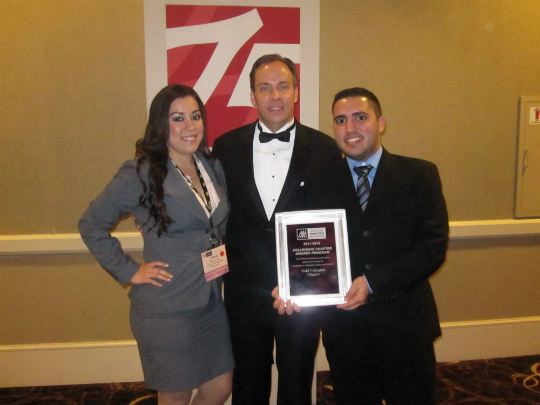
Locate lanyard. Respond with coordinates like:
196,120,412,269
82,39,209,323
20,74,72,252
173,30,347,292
193,159,212,214
172,157,218,248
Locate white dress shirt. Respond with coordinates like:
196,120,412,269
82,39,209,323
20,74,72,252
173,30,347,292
175,154,221,218
253,119,296,220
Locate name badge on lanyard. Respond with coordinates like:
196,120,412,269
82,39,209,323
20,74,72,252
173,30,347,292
201,245,229,281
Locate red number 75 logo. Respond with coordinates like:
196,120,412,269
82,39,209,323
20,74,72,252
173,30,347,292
164,5,301,144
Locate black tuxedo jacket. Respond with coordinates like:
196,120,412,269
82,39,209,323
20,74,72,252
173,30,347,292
212,121,342,299
327,148,449,344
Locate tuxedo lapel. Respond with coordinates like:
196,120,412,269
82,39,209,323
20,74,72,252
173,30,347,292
273,122,309,216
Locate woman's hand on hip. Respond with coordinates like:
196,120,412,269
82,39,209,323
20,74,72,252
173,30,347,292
131,262,172,287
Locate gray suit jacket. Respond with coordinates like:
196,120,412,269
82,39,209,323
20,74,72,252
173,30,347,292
78,152,229,315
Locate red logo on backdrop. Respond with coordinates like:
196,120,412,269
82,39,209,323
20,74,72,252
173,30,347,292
165,5,301,145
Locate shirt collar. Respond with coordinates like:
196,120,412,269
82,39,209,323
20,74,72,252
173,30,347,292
346,146,383,173
258,118,295,134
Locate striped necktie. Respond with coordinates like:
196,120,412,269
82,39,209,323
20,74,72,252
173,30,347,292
353,165,373,211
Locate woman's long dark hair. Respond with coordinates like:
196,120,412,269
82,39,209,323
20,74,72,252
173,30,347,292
135,84,210,236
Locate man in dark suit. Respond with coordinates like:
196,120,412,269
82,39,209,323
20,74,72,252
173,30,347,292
274,87,448,405
324,87,448,405
212,54,341,405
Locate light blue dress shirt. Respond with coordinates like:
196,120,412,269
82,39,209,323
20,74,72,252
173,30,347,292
346,146,383,188
345,146,383,294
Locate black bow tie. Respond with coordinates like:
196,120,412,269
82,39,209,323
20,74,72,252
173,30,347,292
258,121,295,143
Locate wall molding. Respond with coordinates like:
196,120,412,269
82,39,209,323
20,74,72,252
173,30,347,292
448,219,540,239
2,317,539,388
0,340,143,388
316,316,540,372
1,219,540,255
0,232,142,255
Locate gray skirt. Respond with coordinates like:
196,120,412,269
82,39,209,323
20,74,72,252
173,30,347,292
130,296,234,392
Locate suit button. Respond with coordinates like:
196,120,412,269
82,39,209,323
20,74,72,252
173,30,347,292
365,264,372,270
205,228,211,234
363,231,370,237
266,227,274,233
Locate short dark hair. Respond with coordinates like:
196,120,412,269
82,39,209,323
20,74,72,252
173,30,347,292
249,54,298,91
332,87,382,118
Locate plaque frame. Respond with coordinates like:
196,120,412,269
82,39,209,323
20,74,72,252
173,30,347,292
275,209,352,307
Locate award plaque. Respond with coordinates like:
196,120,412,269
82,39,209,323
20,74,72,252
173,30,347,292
275,209,352,306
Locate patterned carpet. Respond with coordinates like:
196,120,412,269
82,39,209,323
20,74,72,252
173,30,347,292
319,354,540,405
1,355,539,405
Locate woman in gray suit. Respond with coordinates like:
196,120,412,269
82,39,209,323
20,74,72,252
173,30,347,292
79,85,233,405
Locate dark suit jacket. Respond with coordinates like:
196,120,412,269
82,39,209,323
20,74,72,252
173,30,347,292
212,121,342,300
327,148,449,344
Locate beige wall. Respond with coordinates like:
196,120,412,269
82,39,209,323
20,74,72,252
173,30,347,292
1,0,147,235
320,0,539,221
1,0,539,346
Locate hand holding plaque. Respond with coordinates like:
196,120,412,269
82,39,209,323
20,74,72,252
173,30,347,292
275,209,352,307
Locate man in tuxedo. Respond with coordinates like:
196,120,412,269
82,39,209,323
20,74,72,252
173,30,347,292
212,54,341,405
274,87,449,405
